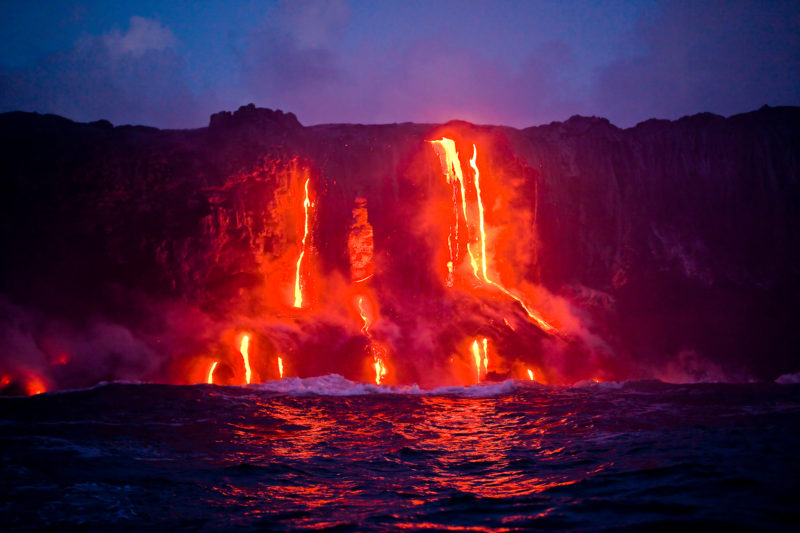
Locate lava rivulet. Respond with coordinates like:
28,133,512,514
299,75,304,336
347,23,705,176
482,338,489,376
470,337,490,381
293,178,312,308
348,199,387,385
357,297,371,335
240,334,252,385
471,339,483,380
357,295,387,385
207,361,218,385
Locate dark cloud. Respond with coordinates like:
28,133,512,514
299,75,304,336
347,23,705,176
0,16,204,128
594,0,800,126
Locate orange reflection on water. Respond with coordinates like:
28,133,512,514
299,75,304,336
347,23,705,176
202,391,612,528
393,522,509,532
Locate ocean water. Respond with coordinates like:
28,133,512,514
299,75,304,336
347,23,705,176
2,376,799,531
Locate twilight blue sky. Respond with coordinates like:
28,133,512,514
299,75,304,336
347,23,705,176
1,0,798,128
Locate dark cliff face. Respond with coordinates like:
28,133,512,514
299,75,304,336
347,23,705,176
0,105,798,390
513,109,800,378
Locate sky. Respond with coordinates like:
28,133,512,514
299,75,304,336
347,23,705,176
0,0,798,129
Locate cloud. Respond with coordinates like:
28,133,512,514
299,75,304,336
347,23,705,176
593,0,800,126
102,15,178,57
236,0,798,127
3,2,798,129
0,16,204,128
239,0,350,122
239,0,586,127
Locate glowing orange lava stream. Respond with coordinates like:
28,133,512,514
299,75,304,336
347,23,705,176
277,356,284,379
527,368,535,381
294,178,312,308
482,337,488,375
470,337,489,380
430,138,481,281
471,144,556,332
471,339,482,378
240,334,252,384
431,138,557,333
357,296,387,385
357,296,370,334
207,361,218,384
373,357,387,386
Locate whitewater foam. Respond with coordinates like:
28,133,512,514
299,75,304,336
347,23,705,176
776,372,800,384
250,373,526,397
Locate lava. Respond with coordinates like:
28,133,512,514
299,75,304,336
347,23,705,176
471,339,482,379
293,177,312,308
26,376,46,396
430,138,481,282
469,337,490,381
373,356,387,386
356,295,387,385
278,356,284,379
430,137,557,334
357,296,370,334
240,334,252,385
527,369,534,381
482,337,489,376
348,200,386,385
208,361,218,384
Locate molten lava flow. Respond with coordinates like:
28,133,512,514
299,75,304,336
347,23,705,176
471,145,489,282
357,296,371,334
293,178,312,308
349,207,387,386
429,139,458,286
430,138,481,282
240,334,252,385
469,337,489,380
208,361,218,384
373,356,387,386
356,295,387,385
278,356,284,379
430,138,557,334
471,143,556,332
471,339,482,379
482,337,489,375
527,369,534,381
30,378,45,395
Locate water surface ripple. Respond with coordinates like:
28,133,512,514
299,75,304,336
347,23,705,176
1,378,799,531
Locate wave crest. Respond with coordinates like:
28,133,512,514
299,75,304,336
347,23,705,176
251,374,524,397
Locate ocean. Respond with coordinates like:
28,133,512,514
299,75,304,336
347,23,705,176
2,376,799,531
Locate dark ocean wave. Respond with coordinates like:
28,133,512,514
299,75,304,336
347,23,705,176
2,378,799,531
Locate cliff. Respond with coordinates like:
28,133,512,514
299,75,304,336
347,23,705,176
0,104,798,390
